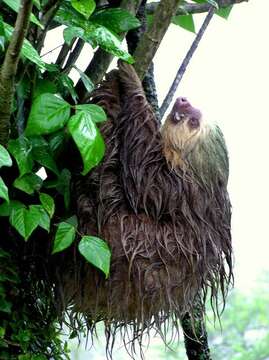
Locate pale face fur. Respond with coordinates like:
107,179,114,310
161,98,208,169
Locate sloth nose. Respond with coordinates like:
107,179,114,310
177,97,189,106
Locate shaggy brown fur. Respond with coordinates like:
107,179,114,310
62,62,232,354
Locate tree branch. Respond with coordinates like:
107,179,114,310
133,0,181,80
0,0,33,146
146,0,249,16
160,6,215,119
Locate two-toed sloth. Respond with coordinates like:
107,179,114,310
64,61,232,350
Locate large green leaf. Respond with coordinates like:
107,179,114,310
63,26,85,45
33,79,57,99
91,8,140,33
9,207,40,240
25,94,71,136
58,73,78,103
75,104,107,123
73,66,94,93
29,136,59,175
67,111,105,175
29,205,50,232
0,144,12,168
39,193,55,218
0,177,9,202
56,4,133,63
84,24,134,63
216,5,233,19
4,23,48,71
71,0,95,19
173,15,195,33
0,200,25,217
13,173,43,195
8,137,34,176
78,235,111,278
2,0,43,28
52,217,77,254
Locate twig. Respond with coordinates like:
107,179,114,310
0,0,33,145
146,0,248,16
133,0,181,80
160,6,215,119
63,38,85,73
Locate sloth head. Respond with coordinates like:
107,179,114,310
161,97,207,169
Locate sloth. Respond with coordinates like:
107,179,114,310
63,61,232,350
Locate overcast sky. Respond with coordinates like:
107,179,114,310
154,0,269,292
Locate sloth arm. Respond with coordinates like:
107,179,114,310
117,62,177,218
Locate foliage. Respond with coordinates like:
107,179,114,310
0,0,236,358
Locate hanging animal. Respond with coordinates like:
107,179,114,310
61,61,233,352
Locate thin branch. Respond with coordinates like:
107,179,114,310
133,0,181,80
146,0,248,16
160,6,215,119
0,0,33,145
63,38,85,73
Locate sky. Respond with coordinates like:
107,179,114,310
154,0,269,291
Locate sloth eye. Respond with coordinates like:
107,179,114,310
189,117,199,128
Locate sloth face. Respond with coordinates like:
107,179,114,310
170,97,202,130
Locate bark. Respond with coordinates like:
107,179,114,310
133,0,181,79
146,0,249,16
0,0,33,146
181,302,212,360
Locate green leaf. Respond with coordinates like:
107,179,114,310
56,4,133,63
2,0,43,28
4,23,48,70
0,200,25,217
33,79,57,99
0,144,12,168
9,207,40,240
71,0,95,19
216,5,233,19
8,137,34,176
91,8,140,33
39,193,55,218
75,104,107,123
58,73,78,103
30,136,59,175
25,94,71,136
13,173,43,195
67,111,105,175
55,169,71,209
63,26,85,45
0,177,9,202
29,205,50,232
0,16,6,52
73,65,94,93
78,235,111,278
52,218,77,254
0,298,12,313
173,15,195,33
84,24,134,63
48,130,66,154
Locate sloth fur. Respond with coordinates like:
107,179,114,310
62,62,232,351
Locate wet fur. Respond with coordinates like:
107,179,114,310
62,63,232,356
